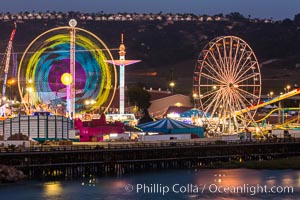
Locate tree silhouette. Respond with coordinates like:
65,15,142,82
226,12,246,21
294,14,300,25
138,109,153,124
127,84,151,111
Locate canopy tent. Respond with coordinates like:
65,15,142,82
263,104,278,109
137,118,204,137
180,108,205,118
263,105,272,109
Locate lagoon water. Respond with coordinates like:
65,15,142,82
0,169,299,200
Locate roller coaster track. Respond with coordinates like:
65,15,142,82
235,107,300,125
279,115,300,126
255,107,300,123
235,88,300,116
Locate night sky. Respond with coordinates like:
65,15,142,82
0,0,299,20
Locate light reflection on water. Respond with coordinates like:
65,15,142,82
43,182,63,199
194,168,297,186
0,169,299,200
192,169,299,199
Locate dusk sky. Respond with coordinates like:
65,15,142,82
0,0,299,20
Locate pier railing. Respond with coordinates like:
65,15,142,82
0,138,299,154
0,138,299,178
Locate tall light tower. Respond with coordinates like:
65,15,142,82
68,19,77,119
106,34,141,114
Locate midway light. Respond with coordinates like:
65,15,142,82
61,73,73,86
85,100,90,105
110,133,118,138
26,87,33,92
169,82,175,87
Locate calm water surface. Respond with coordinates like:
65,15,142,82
0,169,299,200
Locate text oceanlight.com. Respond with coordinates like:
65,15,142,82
124,183,294,196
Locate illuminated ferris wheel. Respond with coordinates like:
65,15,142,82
18,23,117,116
193,36,261,134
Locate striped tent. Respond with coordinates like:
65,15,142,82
137,118,204,137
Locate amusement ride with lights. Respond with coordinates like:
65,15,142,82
0,21,299,140
192,36,300,135
17,19,117,118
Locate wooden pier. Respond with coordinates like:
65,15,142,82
0,140,299,178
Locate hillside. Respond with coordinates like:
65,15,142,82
0,13,300,95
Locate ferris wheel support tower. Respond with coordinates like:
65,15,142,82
68,19,77,119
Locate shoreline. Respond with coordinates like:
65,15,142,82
197,157,300,170
1,157,299,183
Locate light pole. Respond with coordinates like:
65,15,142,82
192,93,198,108
269,91,274,99
286,85,291,93
169,81,175,94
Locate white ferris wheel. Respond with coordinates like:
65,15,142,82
193,36,261,134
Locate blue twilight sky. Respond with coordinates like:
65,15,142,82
0,0,299,20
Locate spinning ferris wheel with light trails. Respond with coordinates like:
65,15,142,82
17,22,117,116
193,36,261,134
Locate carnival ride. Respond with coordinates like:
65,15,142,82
253,107,300,123
17,22,117,116
234,88,300,122
193,35,300,135
0,22,17,103
236,88,300,115
105,34,141,115
274,114,300,130
193,36,261,134
0,22,298,138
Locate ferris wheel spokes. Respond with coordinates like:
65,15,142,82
193,36,262,134
208,90,227,118
215,43,228,77
235,73,259,86
202,88,226,117
199,89,220,108
202,59,228,83
199,72,227,85
235,89,257,108
233,55,256,81
231,40,241,75
206,52,228,80
231,44,248,77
